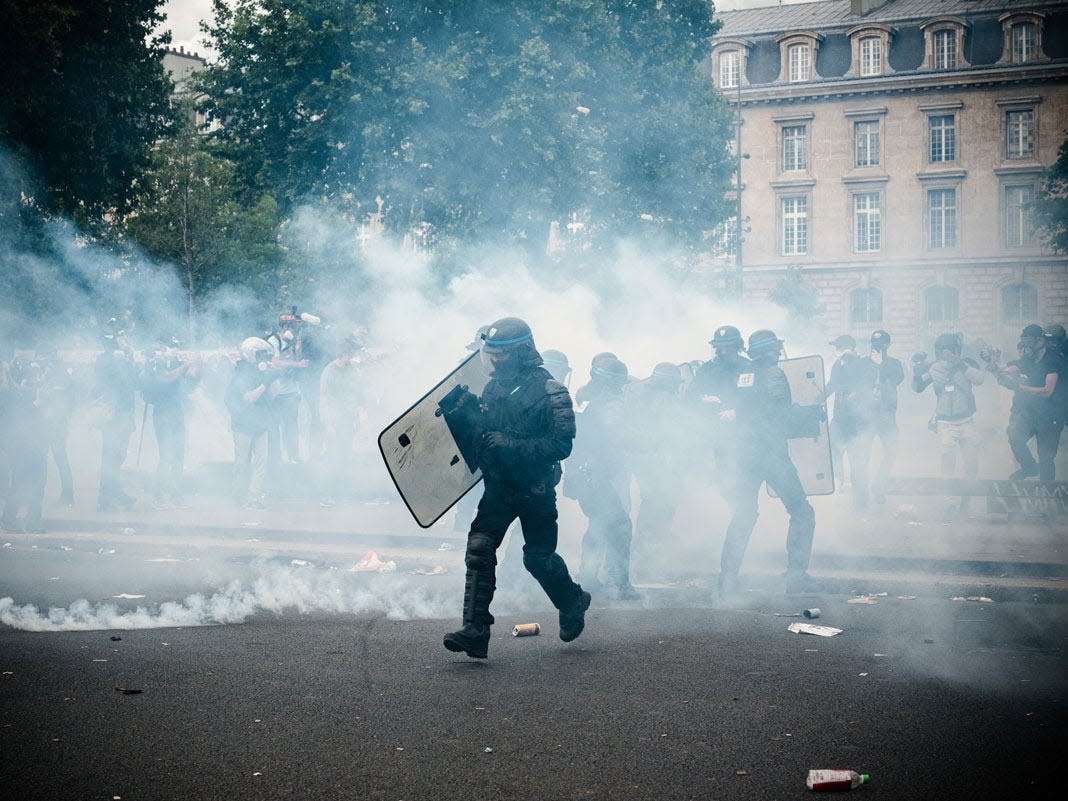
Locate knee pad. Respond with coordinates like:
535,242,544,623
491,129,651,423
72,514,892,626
522,549,553,577
465,532,498,570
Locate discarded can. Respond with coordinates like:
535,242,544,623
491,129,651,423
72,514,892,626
803,608,822,619
512,623,540,637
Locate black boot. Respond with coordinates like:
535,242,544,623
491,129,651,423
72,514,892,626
559,590,592,642
443,567,495,659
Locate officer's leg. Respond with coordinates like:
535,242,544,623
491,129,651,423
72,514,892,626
937,421,957,476
600,488,638,600
766,457,816,589
21,450,46,532
719,466,761,595
872,417,898,503
1007,412,1039,477
1036,420,1062,482
50,424,74,505
577,492,607,589
518,487,589,642
443,487,511,658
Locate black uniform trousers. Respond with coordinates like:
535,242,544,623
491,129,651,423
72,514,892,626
1007,410,1063,481
721,446,815,579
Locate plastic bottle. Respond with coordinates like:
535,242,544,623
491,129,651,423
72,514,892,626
806,769,870,791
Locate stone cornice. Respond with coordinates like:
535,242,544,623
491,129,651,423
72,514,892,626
732,63,1068,106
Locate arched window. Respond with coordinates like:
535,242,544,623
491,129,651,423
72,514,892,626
925,286,959,323
933,29,957,69
850,287,883,325
1001,283,1037,323
1011,22,1036,62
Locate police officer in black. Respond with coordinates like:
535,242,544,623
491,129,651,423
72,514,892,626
686,325,750,491
865,330,905,503
443,317,590,659
568,354,639,600
992,324,1064,481
718,330,818,598
825,334,878,510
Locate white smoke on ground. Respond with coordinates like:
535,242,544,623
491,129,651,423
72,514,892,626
0,563,455,632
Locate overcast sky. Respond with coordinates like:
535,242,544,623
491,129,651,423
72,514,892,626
158,0,807,60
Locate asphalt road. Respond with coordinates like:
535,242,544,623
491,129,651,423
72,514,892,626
1,582,1065,801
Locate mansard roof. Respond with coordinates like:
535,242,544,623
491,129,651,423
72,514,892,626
715,0,1062,38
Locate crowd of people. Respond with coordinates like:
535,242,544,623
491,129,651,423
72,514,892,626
0,310,377,532
438,317,1067,657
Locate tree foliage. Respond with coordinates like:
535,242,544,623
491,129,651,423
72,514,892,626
198,0,734,256
0,0,174,228
122,102,284,326
1036,132,1068,254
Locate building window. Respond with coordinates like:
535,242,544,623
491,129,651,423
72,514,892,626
781,195,808,255
927,187,957,249
925,286,960,323
782,125,807,172
933,29,957,69
859,37,882,76
1001,282,1038,323
1011,22,1036,63
850,288,883,325
854,120,880,168
1006,109,1035,159
719,50,740,90
929,114,956,163
853,192,881,253
711,216,738,258
789,44,811,82
1004,184,1035,248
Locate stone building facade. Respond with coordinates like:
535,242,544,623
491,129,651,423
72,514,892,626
709,0,1068,353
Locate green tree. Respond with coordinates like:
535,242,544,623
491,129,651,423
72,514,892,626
0,0,174,230
1036,132,1068,254
123,102,282,335
198,0,734,257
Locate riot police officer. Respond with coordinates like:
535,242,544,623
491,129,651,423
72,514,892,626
866,330,905,503
443,318,590,659
685,325,749,489
718,330,818,598
568,354,639,600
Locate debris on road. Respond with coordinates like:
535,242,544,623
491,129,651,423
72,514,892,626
483,747,494,753
412,565,447,575
788,623,842,637
437,542,455,551
290,559,312,567
112,594,145,600
114,687,142,695
847,596,877,605
110,636,122,641
512,623,540,637
803,608,821,619
806,769,870,791
350,550,397,573
951,596,994,603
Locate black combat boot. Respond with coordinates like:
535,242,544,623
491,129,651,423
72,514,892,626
559,589,592,642
443,567,495,658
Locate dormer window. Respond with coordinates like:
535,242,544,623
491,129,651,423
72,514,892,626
921,18,969,71
710,39,752,92
775,32,822,84
846,24,893,78
999,12,1047,64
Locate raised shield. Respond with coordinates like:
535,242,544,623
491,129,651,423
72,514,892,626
770,355,835,496
378,352,491,527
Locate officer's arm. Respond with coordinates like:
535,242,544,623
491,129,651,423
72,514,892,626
1018,371,1057,398
515,380,576,463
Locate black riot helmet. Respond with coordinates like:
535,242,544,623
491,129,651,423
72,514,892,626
541,349,571,383
1017,323,1046,359
747,329,784,363
870,330,891,351
649,362,682,392
710,325,744,356
480,317,541,378
1044,323,1067,354
591,355,628,388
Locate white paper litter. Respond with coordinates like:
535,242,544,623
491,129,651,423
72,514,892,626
112,593,146,600
788,622,843,637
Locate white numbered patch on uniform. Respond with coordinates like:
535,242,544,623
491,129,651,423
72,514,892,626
737,373,755,388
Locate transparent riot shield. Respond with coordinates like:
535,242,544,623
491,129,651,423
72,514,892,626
378,352,492,527
770,355,835,496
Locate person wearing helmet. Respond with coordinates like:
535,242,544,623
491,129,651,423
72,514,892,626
540,349,572,385
716,330,819,598
265,311,309,465
824,334,878,511
34,344,76,508
625,362,686,574
988,324,1064,481
912,333,985,501
1,357,47,533
142,333,200,510
565,354,640,601
443,317,590,659
91,320,139,512
864,331,905,504
226,337,275,509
